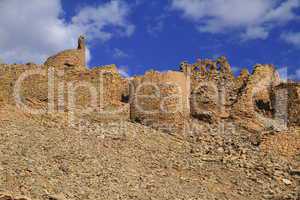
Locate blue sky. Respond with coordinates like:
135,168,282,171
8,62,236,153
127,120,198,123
0,0,299,80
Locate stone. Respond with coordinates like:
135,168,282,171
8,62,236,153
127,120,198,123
46,194,67,200
282,178,292,185
290,169,300,177
0,193,12,200
15,196,31,200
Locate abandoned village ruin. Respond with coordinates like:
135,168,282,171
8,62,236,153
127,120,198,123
0,36,299,134
0,34,300,200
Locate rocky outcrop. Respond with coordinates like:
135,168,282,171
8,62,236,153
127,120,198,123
44,36,86,70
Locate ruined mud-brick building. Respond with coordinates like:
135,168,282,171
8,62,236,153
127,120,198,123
130,70,191,133
0,36,129,122
181,56,236,123
273,82,300,127
0,36,299,133
44,36,86,71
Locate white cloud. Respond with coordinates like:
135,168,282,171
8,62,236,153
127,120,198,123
171,0,300,40
281,32,300,46
72,0,135,41
0,0,134,64
241,27,269,40
112,48,129,58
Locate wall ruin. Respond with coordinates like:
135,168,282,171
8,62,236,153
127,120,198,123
232,64,281,119
0,62,129,122
181,57,236,122
273,82,300,127
130,70,190,133
0,36,299,132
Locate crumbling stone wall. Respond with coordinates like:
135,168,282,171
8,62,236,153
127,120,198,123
217,56,236,109
1,38,299,130
130,70,190,133
64,64,129,121
182,57,235,122
64,64,123,108
234,69,250,95
0,62,129,121
273,83,300,126
233,64,280,119
0,63,46,105
44,36,86,70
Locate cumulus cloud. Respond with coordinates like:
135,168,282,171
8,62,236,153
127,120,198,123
281,32,300,46
72,1,135,41
171,0,300,40
0,0,134,64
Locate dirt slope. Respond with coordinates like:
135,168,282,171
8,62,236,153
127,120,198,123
0,105,299,200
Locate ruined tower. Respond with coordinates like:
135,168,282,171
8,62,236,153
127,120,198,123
44,35,86,70
77,35,86,50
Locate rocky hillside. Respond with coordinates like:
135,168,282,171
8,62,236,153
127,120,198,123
0,105,299,200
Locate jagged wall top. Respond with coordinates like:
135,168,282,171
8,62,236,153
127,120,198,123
180,56,235,84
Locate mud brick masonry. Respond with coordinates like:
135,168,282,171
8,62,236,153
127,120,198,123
0,36,299,133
